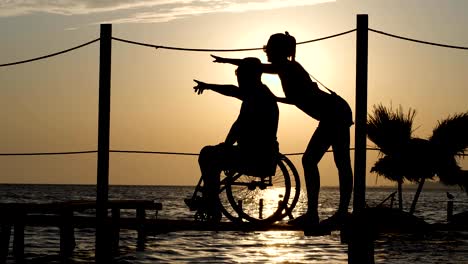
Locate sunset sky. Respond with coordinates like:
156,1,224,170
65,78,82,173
0,0,467,186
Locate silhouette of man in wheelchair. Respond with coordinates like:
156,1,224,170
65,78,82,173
187,57,280,222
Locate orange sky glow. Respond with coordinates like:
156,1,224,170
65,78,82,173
0,0,467,187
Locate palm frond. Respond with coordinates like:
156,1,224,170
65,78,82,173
367,104,416,156
370,138,435,183
403,138,435,182
436,156,463,185
439,169,468,194
430,112,468,156
460,171,468,193
371,156,405,183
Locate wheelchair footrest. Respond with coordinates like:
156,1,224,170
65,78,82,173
184,197,205,212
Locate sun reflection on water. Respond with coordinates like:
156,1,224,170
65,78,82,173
244,231,348,263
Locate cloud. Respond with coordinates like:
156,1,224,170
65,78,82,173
0,0,334,23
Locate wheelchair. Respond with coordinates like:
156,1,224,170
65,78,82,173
185,153,300,225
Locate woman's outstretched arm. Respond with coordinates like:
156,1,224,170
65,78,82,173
211,54,278,74
193,80,243,100
211,55,242,66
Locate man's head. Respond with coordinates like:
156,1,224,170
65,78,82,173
236,57,262,87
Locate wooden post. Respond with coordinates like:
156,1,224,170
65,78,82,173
447,200,454,222
353,14,368,213
60,208,75,259
13,214,25,262
111,208,120,254
347,211,375,264
0,224,11,263
136,208,146,251
96,23,112,263
348,14,374,264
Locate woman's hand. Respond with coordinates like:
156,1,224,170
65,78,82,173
211,54,227,63
193,80,208,95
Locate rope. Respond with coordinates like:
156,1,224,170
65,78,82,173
109,150,199,156
0,148,385,157
110,147,385,156
0,148,463,157
0,150,97,156
296,29,356,45
112,29,355,92
111,29,356,52
284,147,381,156
2,28,465,68
308,72,331,93
112,37,262,52
0,38,100,67
369,28,468,50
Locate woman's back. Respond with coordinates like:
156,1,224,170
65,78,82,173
277,60,331,121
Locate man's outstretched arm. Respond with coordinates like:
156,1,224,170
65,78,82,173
275,96,294,105
193,80,243,100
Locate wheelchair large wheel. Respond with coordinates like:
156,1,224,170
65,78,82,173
276,154,301,221
218,171,244,223
224,154,299,224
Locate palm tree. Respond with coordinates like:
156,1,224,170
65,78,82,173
405,138,435,214
367,104,416,210
430,113,468,191
368,105,468,214
370,155,405,209
408,113,468,214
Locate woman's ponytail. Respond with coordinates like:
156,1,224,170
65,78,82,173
285,31,296,61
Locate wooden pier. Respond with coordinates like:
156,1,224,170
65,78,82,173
1,199,466,263
0,199,308,263
0,200,162,262
0,198,330,262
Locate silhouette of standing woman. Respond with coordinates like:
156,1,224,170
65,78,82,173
212,32,353,232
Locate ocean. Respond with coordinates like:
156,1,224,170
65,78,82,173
1,184,467,263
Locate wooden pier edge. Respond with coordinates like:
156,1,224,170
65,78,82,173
0,199,162,263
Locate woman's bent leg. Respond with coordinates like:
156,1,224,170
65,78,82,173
302,124,332,221
331,126,353,214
